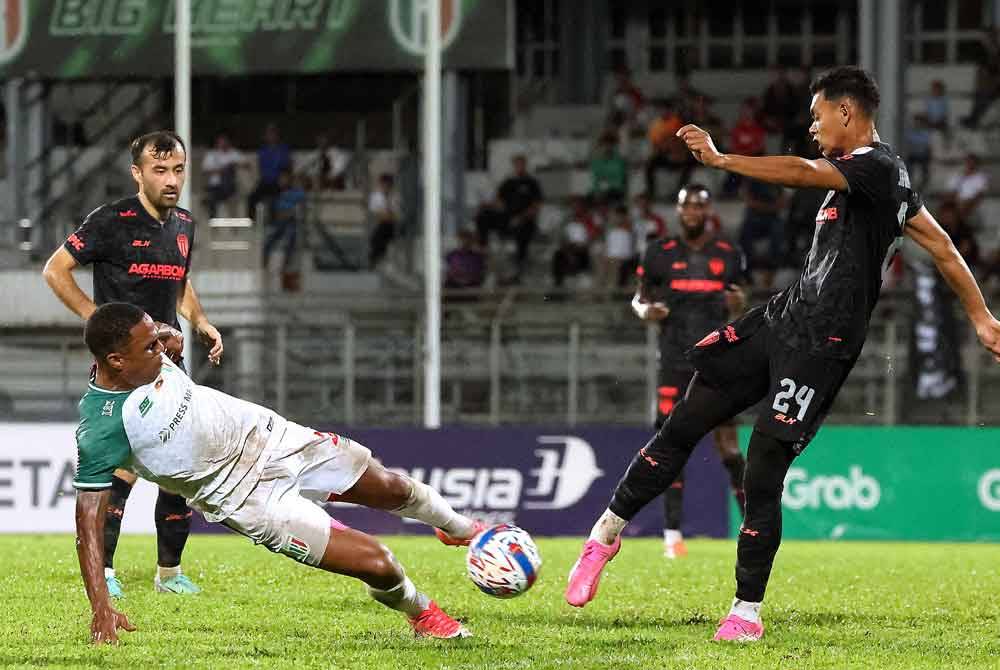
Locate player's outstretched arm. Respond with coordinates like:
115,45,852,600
676,124,849,191
42,247,97,320
906,206,1000,361
75,490,135,645
177,279,223,365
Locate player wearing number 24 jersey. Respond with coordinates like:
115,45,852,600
566,66,1000,643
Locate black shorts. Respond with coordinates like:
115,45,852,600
685,305,857,453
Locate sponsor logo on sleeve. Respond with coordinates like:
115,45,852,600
138,396,153,417
101,400,116,417
67,234,84,251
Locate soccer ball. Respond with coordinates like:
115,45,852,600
466,524,542,598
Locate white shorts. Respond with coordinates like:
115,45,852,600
221,425,371,566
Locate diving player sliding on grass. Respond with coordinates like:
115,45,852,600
565,66,1000,641
74,303,486,645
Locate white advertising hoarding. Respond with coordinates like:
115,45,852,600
0,423,157,533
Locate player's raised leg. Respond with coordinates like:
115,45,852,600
566,373,757,607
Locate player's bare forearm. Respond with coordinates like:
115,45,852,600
177,280,206,327
75,490,112,611
906,207,991,325
42,247,96,320
717,154,848,191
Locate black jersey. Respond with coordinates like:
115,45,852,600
64,196,196,328
765,143,923,359
638,235,746,364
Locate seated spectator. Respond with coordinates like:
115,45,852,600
475,154,544,283
608,65,645,129
645,100,692,200
936,200,980,271
202,133,245,218
368,173,399,269
739,178,787,289
964,27,1000,128
444,229,487,290
925,80,950,132
905,115,933,193
247,123,291,221
308,133,352,191
946,154,989,225
552,219,592,289
590,132,628,203
262,170,305,283
600,204,635,290
631,192,668,246
724,98,767,196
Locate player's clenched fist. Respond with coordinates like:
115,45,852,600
676,124,725,168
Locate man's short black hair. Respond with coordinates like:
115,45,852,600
85,303,146,359
678,182,712,203
810,66,880,119
130,130,186,166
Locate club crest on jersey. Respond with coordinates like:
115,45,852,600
709,258,725,276
176,234,189,258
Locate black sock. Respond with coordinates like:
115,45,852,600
735,430,796,603
104,476,133,570
663,470,685,531
155,489,192,568
721,453,747,514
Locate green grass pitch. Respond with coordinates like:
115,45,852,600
2,535,998,669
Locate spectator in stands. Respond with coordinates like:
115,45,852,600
937,200,980,272
632,192,668,244
925,80,951,132
964,27,1000,128
247,123,291,221
739,178,787,289
475,154,543,283
202,133,245,218
552,216,593,290
905,114,933,193
308,133,352,191
444,229,487,291
760,66,797,144
608,65,645,129
645,100,692,200
601,204,635,290
590,132,628,204
368,173,399,269
724,98,768,196
946,153,989,224
262,169,306,286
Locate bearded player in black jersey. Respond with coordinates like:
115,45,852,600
566,66,1000,641
632,184,748,559
43,131,223,598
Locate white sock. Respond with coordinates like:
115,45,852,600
367,576,430,618
104,568,116,579
730,598,762,623
588,509,627,545
664,529,683,544
391,477,475,538
157,565,181,580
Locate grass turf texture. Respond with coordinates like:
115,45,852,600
2,535,998,669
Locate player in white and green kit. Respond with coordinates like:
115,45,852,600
75,302,486,645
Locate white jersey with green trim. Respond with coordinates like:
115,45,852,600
118,356,286,521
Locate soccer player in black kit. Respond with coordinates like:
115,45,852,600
566,66,1000,641
632,184,748,559
43,131,224,597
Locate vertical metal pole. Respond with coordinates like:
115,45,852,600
884,320,897,426
646,324,658,426
876,0,902,146
276,323,287,416
344,322,355,425
490,319,501,425
568,322,580,426
859,0,877,73
423,0,442,428
175,0,194,365
414,318,424,424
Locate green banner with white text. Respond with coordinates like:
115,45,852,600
731,427,1000,541
0,0,511,78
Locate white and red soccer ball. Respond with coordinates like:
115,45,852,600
466,524,542,598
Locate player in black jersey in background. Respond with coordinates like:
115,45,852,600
632,184,748,558
566,66,1000,641
43,131,223,597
